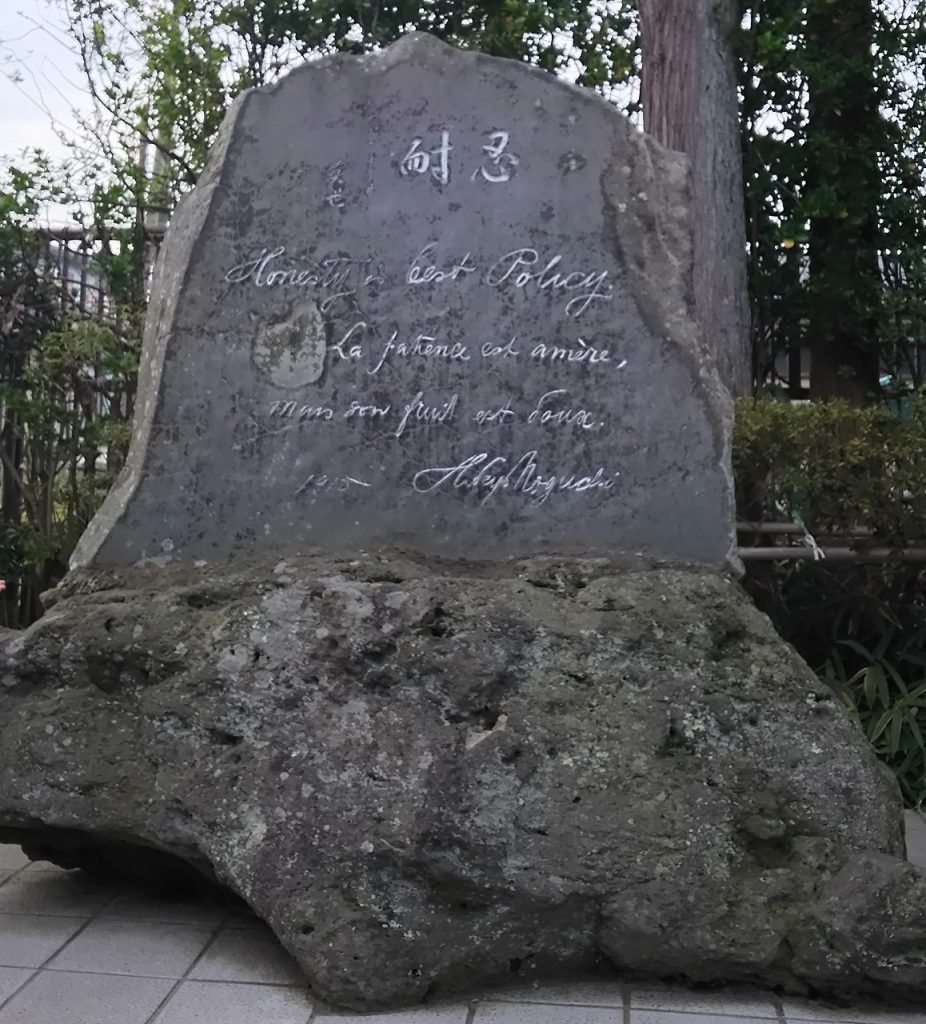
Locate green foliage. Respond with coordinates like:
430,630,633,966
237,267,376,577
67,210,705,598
821,629,926,807
734,395,926,543
63,0,641,205
736,397,926,805
58,0,926,399
741,1,926,396
0,157,142,626
748,555,926,807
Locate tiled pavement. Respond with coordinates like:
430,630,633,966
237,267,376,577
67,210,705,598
0,815,925,1024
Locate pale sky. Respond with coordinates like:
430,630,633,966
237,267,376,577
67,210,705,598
0,0,90,165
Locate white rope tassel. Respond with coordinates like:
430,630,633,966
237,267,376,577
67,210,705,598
796,517,826,561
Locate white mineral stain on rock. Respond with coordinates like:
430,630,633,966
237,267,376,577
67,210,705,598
252,299,327,388
465,713,509,750
217,646,249,675
241,808,267,857
321,580,375,620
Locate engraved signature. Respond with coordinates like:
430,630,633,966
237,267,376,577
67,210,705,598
411,451,617,506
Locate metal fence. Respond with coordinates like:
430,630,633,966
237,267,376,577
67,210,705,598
35,226,165,315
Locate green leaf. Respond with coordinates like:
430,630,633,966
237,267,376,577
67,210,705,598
908,713,926,752
890,710,904,755
870,709,895,744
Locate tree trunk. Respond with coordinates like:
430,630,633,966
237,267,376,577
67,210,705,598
640,0,752,397
806,0,882,403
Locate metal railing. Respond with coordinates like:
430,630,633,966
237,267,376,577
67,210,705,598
738,521,926,562
35,226,165,314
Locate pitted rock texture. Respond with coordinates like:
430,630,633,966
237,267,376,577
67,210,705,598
0,555,911,1008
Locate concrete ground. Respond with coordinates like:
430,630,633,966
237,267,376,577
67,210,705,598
0,813,925,1024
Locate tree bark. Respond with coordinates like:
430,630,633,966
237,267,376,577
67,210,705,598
640,0,752,397
806,0,882,403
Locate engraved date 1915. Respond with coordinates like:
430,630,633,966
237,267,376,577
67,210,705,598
294,472,371,497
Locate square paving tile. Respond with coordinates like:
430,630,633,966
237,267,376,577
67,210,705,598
0,914,86,968
488,979,623,1007
317,1006,469,1024
188,929,303,985
476,1003,620,1024
630,1014,764,1024
154,979,314,1024
0,850,28,873
0,869,114,917
631,986,778,1018
100,893,224,927
783,1000,926,1023
0,969,173,1024
46,918,211,978
0,968,33,1004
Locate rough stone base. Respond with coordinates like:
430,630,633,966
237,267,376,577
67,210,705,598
0,554,915,1008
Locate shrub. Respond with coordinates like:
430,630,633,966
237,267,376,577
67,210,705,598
735,395,926,544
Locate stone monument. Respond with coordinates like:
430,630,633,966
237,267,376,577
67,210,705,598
0,34,920,1012
72,33,734,569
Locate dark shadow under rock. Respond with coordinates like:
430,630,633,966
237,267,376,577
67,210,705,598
0,824,243,906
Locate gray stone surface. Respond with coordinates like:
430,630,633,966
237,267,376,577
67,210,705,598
789,853,926,996
72,33,734,570
0,554,909,1009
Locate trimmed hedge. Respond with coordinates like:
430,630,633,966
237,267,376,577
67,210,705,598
734,395,926,543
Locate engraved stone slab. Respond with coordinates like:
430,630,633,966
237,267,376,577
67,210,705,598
73,33,736,569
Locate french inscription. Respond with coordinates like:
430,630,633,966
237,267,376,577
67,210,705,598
528,391,603,431
481,338,519,359
395,392,459,439
345,400,391,420
474,400,516,426
369,333,471,375
269,400,335,421
247,225,631,506
229,134,628,515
